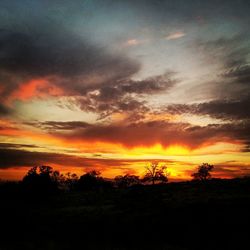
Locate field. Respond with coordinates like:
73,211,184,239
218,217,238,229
1,178,250,250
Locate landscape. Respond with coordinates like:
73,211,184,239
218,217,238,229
0,0,250,249
1,164,250,249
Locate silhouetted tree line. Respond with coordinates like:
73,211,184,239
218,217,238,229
15,162,215,193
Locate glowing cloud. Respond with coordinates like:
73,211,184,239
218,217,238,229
7,79,63,103
165,31,186,40
125,39,141,46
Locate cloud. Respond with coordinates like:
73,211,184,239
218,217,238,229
165,96,250,121
125,39,141,46
0,143,39,149
0,30,139,79
211,162,250,178
71,95,148,121
43,120,250,151
119,71,177,94
0,146,163,170
195,98,250,121
0,29,141,102
21,116,250,152
0,26,179,120
70,71,178,119
0,103,12,116
166,31,186,40
7,79,64,103
222,64,250,85
24,121,91,131
192,35,250,99
162,97,250,150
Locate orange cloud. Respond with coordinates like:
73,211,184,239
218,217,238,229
7,78,64,103
52,120,246,151
1,116,249,182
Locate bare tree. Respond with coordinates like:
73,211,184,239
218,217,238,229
142,162,168,185
191,163,214,181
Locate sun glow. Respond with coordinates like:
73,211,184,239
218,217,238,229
123,144,190,157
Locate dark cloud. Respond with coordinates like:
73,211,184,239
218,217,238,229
212,163,250,178
220,41,250,90
75,93,150,120
47,120,250,151
113,0,250,31
0,26,178,120
41,120,191,147
193,35,250,99
165,34,250,120
0,143,38,149
196,98,250,121
0,147,103,169
0,29,140,97
0,146,159,170
223,65,250,85
0,103,12,116
96,71,177,102
0,0,192,121
71,71,177,119
187,121,250,151
166,96,250,121
0,8,143,96
24,121,91,131
118,71,177,95
164,104,194,116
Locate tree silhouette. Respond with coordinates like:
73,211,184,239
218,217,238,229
22,166,61,192
114,174,141,188
142,162,168,185
78,170,112,190
64,172,79,190
191,163,214,181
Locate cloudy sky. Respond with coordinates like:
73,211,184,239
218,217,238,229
0,0,250,180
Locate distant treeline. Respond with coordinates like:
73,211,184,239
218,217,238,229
0,162,216,193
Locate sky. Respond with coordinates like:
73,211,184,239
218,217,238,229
0,0,250,181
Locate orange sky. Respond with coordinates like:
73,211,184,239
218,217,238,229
1,114,250,181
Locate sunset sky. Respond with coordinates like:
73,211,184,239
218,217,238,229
1,0,250,181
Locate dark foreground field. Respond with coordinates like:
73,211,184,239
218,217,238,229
1,178,250,250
